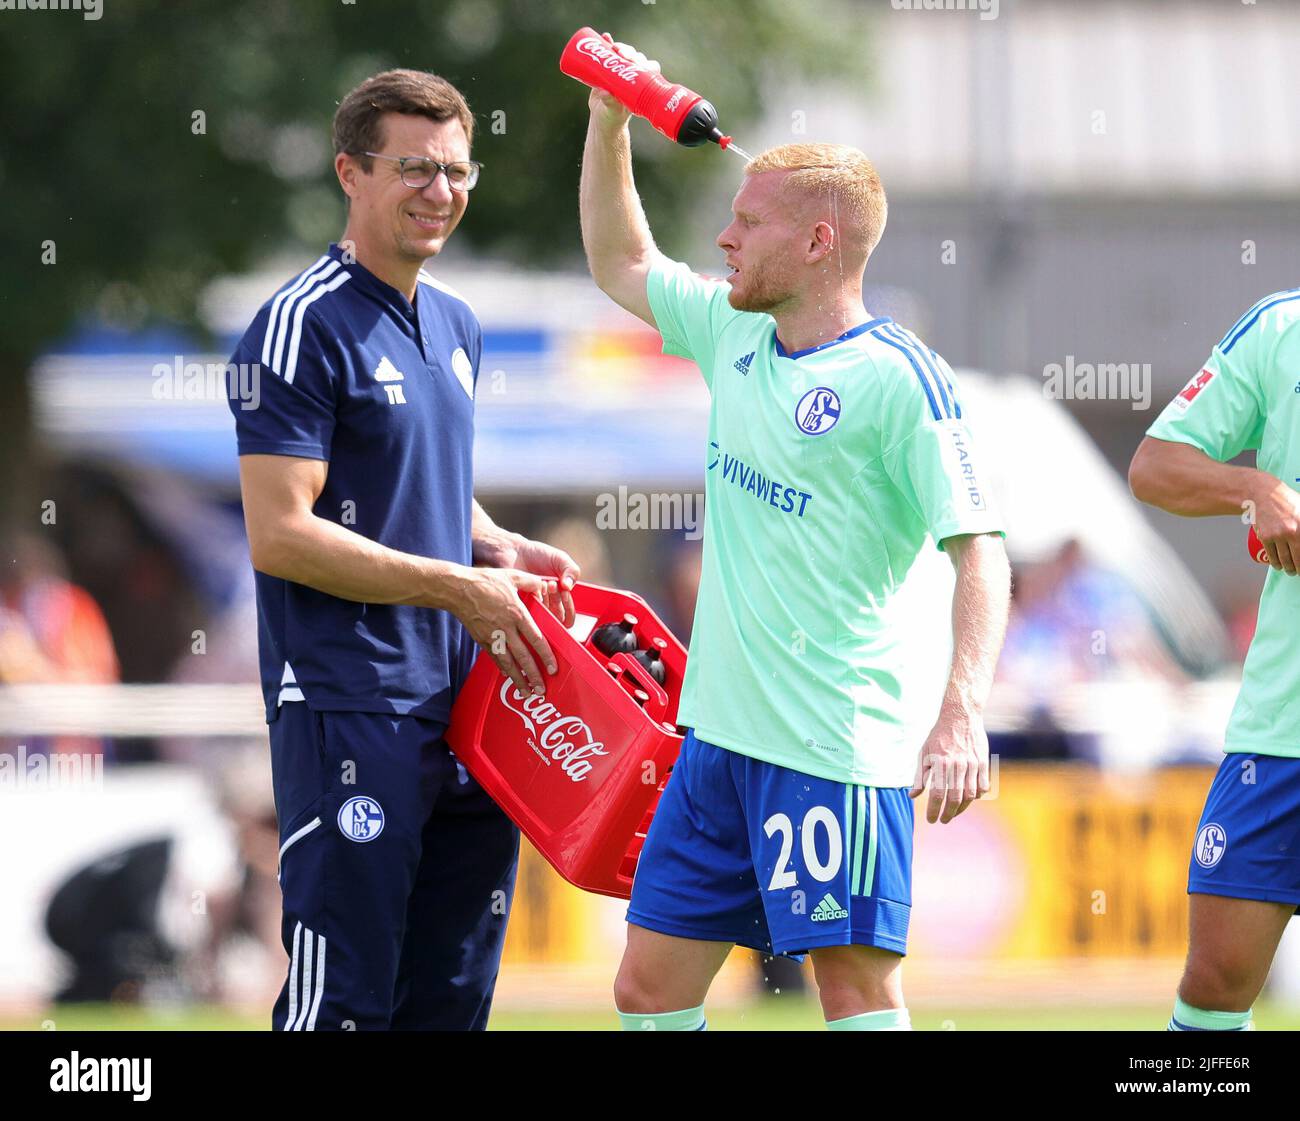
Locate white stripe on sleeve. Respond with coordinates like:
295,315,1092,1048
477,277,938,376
283,272,351,385
262,257,332,367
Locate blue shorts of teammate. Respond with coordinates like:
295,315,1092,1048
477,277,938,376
627,730,913,957
269,703,519,1030
1188,752,1300,910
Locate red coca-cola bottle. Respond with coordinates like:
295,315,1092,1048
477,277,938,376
560,27,734,149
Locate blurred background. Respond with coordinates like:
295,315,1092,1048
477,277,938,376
4,0,1300,1030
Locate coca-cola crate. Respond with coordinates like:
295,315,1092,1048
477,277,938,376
446,582,686,899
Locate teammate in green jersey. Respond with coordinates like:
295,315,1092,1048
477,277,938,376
1133,290,1300,1031
579,39,1011,1031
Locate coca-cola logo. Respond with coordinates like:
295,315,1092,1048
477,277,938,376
574,36,642,83
498,677,610,782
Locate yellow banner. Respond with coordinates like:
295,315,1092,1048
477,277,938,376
502,763,1218,967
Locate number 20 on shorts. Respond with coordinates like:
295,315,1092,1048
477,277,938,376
763,807,843,890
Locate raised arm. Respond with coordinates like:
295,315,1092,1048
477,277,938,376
579,38,667,327
1129,436,1300,574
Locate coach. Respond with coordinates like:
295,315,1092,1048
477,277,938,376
226,70,579,1030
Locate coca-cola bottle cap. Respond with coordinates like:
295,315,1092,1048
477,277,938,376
593,616,639,656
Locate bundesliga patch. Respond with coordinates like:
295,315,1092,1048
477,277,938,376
1174,367,1215,410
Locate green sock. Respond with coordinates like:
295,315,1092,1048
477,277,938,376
1168,997,1253,1031
826,1007,911,1031
617,1005,706,1031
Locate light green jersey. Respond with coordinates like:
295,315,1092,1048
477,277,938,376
1147,289,1300,759
646,258,1005,786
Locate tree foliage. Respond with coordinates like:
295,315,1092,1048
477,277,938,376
1,0,866,357
0,0,868,527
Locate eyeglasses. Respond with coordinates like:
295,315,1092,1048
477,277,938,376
360,152,483,192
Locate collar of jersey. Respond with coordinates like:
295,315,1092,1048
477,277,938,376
774,316,892,360
326,242,419,316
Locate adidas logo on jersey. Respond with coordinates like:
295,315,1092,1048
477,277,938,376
733,351,755,375
373,356,407,405
810,893,849,922
374,356,404,382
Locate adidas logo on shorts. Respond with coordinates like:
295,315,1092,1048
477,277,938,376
811,892,849,922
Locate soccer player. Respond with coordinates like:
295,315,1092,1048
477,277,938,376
1131,291,1300,1032
578,43,1011,1031
226,70,580,1030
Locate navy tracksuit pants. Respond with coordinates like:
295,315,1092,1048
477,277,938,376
268,703,519,1030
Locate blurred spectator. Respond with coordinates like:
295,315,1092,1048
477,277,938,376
0,532,118,685
34,768,247,1006
51,463,207,685
994,538,1186,761
0,532,119,762
1000,538,1185,688
197,746,286,1007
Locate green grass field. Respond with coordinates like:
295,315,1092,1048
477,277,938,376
7,1000,1300,1031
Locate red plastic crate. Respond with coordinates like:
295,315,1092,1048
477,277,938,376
446,582,686,899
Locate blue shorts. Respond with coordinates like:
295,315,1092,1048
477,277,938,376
1188,752,1300,909
627,731,913,957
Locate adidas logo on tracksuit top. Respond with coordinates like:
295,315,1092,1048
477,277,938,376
733,351,754,375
